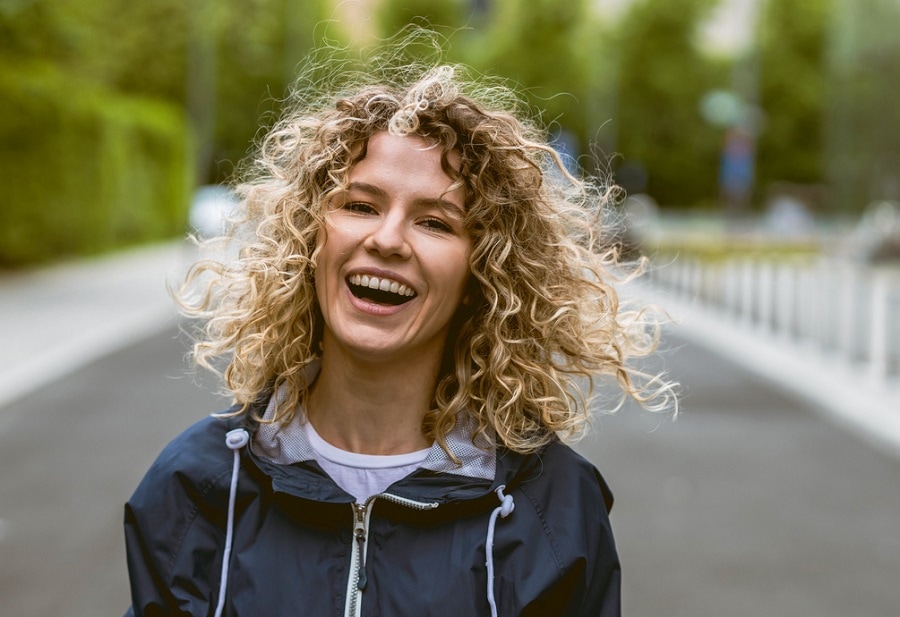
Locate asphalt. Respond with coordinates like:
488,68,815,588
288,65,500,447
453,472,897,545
2,241,897,456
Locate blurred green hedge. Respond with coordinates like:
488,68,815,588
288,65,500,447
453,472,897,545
0,63,192,266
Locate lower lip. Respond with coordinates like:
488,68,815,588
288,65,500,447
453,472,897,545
345,284,413,316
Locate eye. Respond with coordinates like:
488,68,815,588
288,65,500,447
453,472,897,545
420,217,453,233
343,201,377,215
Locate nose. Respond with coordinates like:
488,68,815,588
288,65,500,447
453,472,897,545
364,210,412,259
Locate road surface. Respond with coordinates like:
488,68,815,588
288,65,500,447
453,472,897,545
579,339,900,617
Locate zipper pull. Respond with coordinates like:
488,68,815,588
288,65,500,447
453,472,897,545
355,527,368,591
353,503,368,591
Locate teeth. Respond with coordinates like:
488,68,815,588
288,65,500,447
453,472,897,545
349,274,415,297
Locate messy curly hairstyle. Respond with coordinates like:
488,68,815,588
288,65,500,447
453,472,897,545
180,40,675,455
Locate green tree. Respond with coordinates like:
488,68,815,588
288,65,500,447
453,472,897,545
0,0,190,103
0,0,328,263
376,0,469,38
613,0,726,207
468,0,600,160
755,0,830,193
0,0,193,264
825,0,900,212
0,0,329,184
210,0,328,182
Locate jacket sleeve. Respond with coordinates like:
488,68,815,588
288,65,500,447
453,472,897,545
574,467,621,616
521,445,622,617
123,497,195,616
123,417,232,616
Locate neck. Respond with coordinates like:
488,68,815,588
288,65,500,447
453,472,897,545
306,349,441,455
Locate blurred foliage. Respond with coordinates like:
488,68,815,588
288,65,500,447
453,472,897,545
653,240,820,264
0,0,190,103
0,0,329,181
0,63,190,265
0,0,328,264
609,0,728,206
205,0,329,181
375,0,899,216
376,0,469,43
466,0,600,159
755,0,829,192
375,0,612,176
825,0,900,212
2,0,896,267
375,0,729,204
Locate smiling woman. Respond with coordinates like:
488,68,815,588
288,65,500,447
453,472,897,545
123,33,676,617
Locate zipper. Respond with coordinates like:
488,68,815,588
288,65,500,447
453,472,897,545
345,501,371,617
343,494,440,617
378,492,440,511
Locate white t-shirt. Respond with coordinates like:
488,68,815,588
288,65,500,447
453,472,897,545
303,421,430,504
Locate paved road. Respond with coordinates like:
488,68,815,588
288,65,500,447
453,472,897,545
579,340,900,617
0,327,229,617
1,327,898,616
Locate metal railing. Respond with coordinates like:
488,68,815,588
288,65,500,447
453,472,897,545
649,253,900,386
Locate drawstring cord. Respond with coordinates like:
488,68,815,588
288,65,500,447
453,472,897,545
214,428,249,617
485,485,515,617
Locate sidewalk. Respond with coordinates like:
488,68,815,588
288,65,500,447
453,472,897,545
0,242,194,412
1,243,898,458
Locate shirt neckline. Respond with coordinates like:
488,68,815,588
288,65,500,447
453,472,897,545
303,420,431,470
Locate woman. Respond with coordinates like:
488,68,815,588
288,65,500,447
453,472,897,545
124,55,672,617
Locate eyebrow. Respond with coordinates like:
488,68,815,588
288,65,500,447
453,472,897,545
345,182,465,219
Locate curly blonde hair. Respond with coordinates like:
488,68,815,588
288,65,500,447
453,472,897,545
180,44,675,455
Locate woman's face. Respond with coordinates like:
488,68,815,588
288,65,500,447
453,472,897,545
315,131,471,367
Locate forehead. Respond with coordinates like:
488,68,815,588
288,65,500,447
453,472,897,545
346,131,465,206
356,131,460,170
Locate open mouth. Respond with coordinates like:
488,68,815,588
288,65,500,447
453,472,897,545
347,274,416,307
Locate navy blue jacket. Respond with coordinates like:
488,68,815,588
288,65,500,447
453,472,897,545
124,413,620,616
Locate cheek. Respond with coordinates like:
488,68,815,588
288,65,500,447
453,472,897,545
313,224,350,273
446,259,473,303
313,235,339,301
453,246,473,288
312,271,329,319
318,217,365,259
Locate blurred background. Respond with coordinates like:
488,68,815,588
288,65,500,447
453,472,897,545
2,0,899,264
1,0,899,615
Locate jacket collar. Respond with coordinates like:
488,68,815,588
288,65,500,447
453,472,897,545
250,361,496,482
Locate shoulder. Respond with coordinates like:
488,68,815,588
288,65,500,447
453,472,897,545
124,414,245,608
509,443,621,613
126,414,239,514
510,441,616,567
523,441,614,513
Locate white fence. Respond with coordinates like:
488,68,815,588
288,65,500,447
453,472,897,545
649,254,900,386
